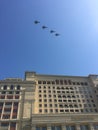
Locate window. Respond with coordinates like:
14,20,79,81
94,125,98,129
55,104,58,107
10,85,14,90
3,85,7,90
85,82,88,86
44,99,47,102
55,109,58,112
10,122,16,127
13,102,18,106
50,109,53,112
90,109,93,112
52,81,55,84
39,109,42,113
5,102,12,105
49,99,52,102
88,104,91,107
80,125,89,130
39,99,42,102
44,86,46,88
93,104,96,107
74,104,78,108
44,109,47,113
38,81,41,84
48,86,50,89
91,100,94,102
64,80,67,85
44,104,47,107
54,99,57,102
60,80,63,85
52,126,61,130
39,104,42,107
44,95,47,97
3,114,10,119
15,91,20,94
56,80,59,85
43,81,46,84
65,110,69,112
79,104,82,107
17,85,20,90
75,110,79,112
36,127,40,130
77,82,80,85
69,105,73,108
1,123,9,127
39,95,42,97
47,81,50,84
1,91,6,94
95,109,98,112
60,109,64,112
73,100,76,102
36,127,47,130
66,126,75,130
50,104,52,107
39,86,41,89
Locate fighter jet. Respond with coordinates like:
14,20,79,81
42,26,48,29
50,30,55,33
34,20,40,24
55,33,60,36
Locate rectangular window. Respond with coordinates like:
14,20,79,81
52,126,61,130
66,126,75,130
80,125,89,130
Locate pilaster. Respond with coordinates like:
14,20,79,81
76,124,80,130
89,123,94,130
62,124,66,130
47,124,51,130
31,125,36,130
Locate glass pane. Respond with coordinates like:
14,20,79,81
51,126,55,130
36,127,40,130
42,127,47,130
80,125,89,130
71,126,75,130
56,126,61,130
94,125,98,129
66,126,70,130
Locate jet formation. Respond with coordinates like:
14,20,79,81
34,20,60,36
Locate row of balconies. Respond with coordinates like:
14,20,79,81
0,95,20,99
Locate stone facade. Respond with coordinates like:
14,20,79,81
0,72,98,130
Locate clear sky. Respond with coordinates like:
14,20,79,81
0,0,98,79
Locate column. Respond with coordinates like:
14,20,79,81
89,123,94,130
62,124,66,130
47,124,51,130
31,125,36,130
76,124,80,130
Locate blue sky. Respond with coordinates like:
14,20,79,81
0,0,98,79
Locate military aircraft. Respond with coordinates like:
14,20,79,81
55,33,60,36
50,30,55,33
34,20,40,24
42,26,48,29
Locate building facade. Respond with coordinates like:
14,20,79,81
0,71,98,130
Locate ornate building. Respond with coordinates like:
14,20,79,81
0,71,98,130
